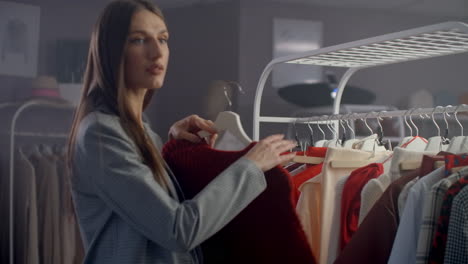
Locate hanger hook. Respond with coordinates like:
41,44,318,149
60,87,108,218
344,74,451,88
317,116,326,140
443,105,452,138
454,104,465,136
340,118,347,135
362,112,373,136
222,81,245,111
293,118,300,146
223,86,232,110
377,111,385,134
226,81,245,94
327,115,337,139
409,108,420,136
345,113,356,139
403,109,413,137
306,121,314,146
338,117,347,145
431,106,443,137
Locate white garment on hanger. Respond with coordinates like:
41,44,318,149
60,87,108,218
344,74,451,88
297,147,390,264
388,167,444,264
326,174,350,264
425,136,449,152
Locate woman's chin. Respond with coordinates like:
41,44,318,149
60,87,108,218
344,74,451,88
149,81,164,90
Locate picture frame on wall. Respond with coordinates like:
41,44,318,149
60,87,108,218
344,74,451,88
0,1,40,78
272,18,323,88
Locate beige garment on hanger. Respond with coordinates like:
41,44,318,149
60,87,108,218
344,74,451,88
297,147,391,264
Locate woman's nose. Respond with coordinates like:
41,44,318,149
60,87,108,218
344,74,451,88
151,41,163,59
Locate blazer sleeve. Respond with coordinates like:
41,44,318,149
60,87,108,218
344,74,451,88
75,114,266,252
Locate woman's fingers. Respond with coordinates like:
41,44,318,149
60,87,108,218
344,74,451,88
209,133,218,147
168,115,218,142
178,130,201,143
274,140,297,153
192,115,217,134
262,134,285,144
243,135,297,172
278,152,297,164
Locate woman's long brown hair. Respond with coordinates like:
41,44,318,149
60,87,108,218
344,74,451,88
67,0,169,191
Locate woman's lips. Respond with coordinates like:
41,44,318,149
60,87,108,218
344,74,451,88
146,64,164,75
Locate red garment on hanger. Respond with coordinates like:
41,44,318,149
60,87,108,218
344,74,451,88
162,140,316,264
290,147,327,206
340,163,384,250
334,168,420,264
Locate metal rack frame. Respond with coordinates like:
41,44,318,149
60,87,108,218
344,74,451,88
3,99,74,264
253,21,468,140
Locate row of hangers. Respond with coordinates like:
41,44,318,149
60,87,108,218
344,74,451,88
195,84,468,171
288,105,468,171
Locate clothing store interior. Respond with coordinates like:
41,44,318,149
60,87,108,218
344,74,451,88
1,0,468,263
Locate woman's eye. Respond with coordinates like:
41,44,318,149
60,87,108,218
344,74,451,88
130,38,145,44
159,38,168,44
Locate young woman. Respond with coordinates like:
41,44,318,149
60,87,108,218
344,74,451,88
67,0,296,263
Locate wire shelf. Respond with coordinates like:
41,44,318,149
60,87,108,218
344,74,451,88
285,22,468,68
253,22,468,140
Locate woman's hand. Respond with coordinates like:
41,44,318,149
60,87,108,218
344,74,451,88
244,134,296,172
168,115,218,146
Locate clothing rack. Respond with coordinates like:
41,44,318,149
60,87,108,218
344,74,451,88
1,99,75,264
263,105,468,124
253,21,468,140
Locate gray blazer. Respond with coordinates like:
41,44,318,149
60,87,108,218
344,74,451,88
71,110,266,264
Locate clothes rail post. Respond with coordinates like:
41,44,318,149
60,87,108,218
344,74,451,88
6,99,74,264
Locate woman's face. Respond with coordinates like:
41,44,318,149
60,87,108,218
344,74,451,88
124,9,169,91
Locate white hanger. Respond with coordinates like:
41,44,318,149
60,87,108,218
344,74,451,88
331,113,387,168
306,122,315,148
375,111,389,150
331,156,383,169
357,112,386,152
425,106,449,152
343,113,360,149
198,81,251,147
315,115,328,147
399,109,432,170
288,128,323,173
293,141,324,164
397,108,427,151
448,104,468,154
398,109,414,147
215,111,251,144
325,115,342,148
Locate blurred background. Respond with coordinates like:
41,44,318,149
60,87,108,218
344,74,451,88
0,1,467,263
0,0,467,140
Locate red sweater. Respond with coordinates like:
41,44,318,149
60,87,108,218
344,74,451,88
290,147,327,205
162,140,316,264
340,163,384,250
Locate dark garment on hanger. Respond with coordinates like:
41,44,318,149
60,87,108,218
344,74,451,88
334,169,420,264
162,140,316,264
335,153,443,264
429,174,468,264
428,154,468,264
